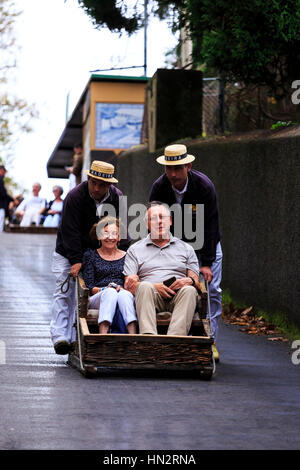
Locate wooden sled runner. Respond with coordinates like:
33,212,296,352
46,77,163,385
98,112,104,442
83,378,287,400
68,277,215,379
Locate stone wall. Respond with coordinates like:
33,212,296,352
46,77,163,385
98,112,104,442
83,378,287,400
117,129,300,326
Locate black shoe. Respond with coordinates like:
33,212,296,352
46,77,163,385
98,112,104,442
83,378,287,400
54,340,70,355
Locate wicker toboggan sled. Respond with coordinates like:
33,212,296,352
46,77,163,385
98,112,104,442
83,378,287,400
68,276,215,379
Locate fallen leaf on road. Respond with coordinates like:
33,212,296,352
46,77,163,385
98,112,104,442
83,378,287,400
222,302,289,342
268,337,289,342
241,306,253,316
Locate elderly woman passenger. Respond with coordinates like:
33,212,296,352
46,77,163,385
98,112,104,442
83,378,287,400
82,216,137,334
43,186,64,227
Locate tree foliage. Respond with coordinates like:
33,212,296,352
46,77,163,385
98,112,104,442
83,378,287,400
78,0,300,98
77,0,143,34
77,0,185,33
186,0,300,98
0,1,37,165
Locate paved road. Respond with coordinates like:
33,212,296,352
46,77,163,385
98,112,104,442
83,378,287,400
0,232,299,450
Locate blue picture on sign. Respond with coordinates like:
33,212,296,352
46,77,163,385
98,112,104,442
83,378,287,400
95,102,144,149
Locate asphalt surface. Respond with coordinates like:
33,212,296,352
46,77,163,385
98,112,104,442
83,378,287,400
0,232,299,450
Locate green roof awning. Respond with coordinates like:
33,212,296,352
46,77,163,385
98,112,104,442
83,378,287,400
47,74,149,178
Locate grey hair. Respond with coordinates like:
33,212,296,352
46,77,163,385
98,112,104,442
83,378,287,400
53,185,64,196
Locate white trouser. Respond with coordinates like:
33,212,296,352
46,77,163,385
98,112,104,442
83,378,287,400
0,208,5,231
20,208,41,227
43,214,60,227
198,242,223,340
50,251,76,345
89,288,137,326
69,174,76,190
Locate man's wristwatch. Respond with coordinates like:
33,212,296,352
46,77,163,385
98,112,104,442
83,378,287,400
189,276,195,286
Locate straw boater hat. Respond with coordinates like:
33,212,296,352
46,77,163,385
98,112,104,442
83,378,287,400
84,160,118,183
156,144,195,165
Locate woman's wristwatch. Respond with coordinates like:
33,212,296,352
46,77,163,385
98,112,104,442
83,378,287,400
108,282,118,289
189,276,195,286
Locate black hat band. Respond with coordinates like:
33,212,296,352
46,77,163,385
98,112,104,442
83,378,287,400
165,152,187,161
90,169,114,178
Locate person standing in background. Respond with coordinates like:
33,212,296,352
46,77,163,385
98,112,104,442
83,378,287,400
66,142,83,190
0,164,13,231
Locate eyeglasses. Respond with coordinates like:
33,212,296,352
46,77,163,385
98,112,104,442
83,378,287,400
149,216,170,221
101,231,119,238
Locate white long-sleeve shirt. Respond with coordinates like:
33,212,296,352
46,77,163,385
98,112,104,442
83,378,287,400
17,195,46,213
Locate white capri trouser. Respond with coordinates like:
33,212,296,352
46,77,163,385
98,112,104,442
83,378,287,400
20,208,42,227
50,251,76,345
198,242,223,340
43,214,60,227
89,288,137,326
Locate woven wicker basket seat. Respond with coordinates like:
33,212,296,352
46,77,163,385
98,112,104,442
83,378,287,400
67,276,215,379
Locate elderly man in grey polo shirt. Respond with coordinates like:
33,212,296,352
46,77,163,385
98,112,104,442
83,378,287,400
124,202,201,336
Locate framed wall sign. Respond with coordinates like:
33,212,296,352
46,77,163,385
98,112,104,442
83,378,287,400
95,102,144,149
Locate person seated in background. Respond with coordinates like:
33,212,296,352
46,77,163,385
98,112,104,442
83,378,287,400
82,216,137,334
15,182,46,227
8,194,24,225
42,186,64,227
124,202,201,336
